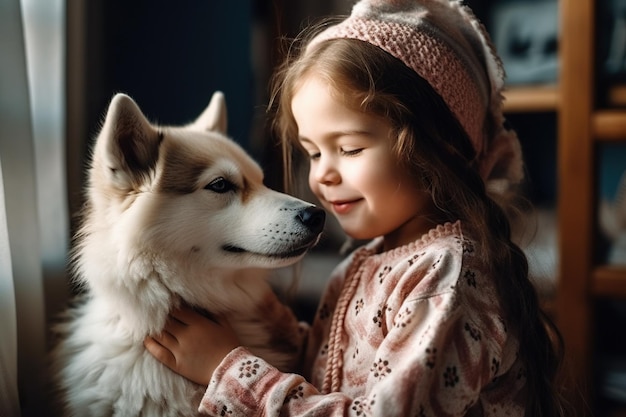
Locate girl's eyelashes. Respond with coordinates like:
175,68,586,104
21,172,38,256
341,148,363,156
298,137,365,159
304,148,363,159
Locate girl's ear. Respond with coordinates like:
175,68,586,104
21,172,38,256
189,91,228,134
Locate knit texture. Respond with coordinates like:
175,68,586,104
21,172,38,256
308,0,524,189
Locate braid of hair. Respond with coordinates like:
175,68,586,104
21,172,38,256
321,252,366,393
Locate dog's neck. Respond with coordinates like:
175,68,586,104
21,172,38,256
78,250,272,342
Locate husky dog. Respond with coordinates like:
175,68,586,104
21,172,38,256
51,92,325,416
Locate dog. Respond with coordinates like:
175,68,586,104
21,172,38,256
51,91,325,416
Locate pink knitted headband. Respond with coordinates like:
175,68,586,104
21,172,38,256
307,0,524,189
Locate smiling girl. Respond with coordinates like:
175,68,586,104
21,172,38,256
144,0,566,415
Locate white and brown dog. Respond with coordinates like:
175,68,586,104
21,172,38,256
51,92,325,416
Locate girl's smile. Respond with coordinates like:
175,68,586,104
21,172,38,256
328,198,363,215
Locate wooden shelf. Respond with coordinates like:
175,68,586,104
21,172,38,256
503,85,559,113
608,84,626,107
593,110,626,140
592,265,626,297
553,0,626,413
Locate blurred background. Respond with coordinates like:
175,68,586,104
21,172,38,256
1,0,626,416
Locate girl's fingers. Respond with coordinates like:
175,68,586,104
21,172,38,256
168,306,192,324
169,304,218,326
151,329,178,348
143,336,177,369
163,314,187,333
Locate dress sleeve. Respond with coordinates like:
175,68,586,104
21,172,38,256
198,347,354,416
197,261,357,416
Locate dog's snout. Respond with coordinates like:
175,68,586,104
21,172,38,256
297,206,326,234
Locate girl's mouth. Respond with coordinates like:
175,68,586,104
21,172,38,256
330,199,361,215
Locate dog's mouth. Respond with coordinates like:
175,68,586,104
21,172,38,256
222,243,312,259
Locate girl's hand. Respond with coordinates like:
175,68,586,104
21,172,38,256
144,304,240,386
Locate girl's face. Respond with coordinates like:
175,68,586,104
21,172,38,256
291,74,440,251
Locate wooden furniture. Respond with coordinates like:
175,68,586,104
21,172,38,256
500,0,626,413
558,0,626,414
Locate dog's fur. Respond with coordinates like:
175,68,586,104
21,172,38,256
51,92,325,416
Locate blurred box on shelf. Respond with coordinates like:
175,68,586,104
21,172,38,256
490,0,558,85
598,145,626,265
598,0,626,107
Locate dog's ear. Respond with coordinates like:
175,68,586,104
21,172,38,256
95,93,161,190
190,91,228,134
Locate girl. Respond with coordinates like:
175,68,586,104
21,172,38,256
144,0,566,415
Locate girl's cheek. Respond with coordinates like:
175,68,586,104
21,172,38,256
308,176,319,195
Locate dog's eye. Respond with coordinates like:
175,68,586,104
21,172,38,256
205,177,236,193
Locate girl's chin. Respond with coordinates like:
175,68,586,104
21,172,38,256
337,223,376,242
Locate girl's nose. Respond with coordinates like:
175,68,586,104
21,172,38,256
312,157,340,185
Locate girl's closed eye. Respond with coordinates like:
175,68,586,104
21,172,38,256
341,147,363,156
307,147,362,159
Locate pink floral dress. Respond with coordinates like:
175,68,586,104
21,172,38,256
199,221,525,416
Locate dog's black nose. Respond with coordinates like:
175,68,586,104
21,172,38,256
297,206,326,234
